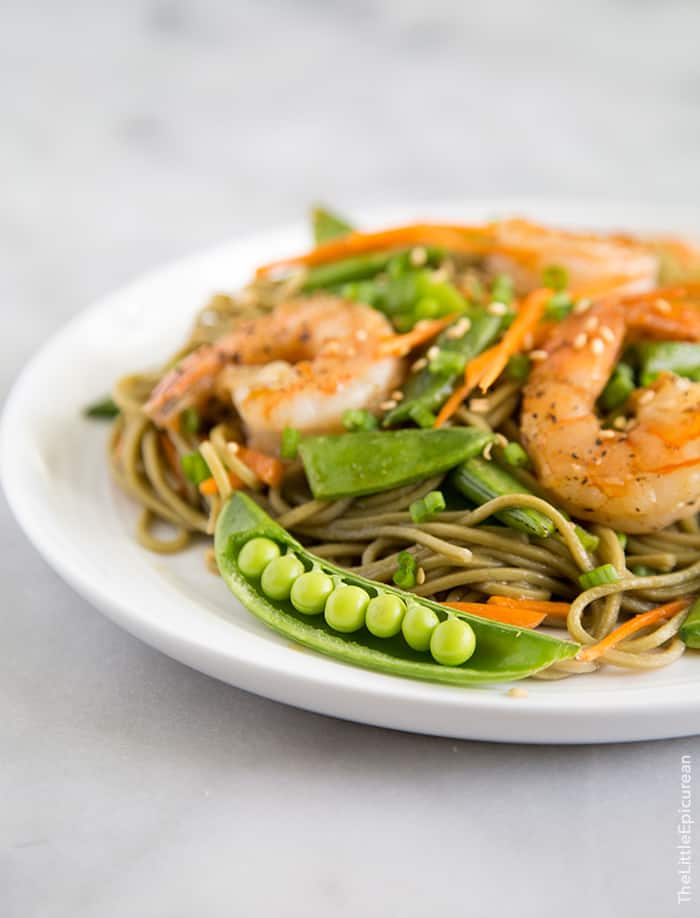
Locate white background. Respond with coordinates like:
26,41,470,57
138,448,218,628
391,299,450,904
2,1,699,915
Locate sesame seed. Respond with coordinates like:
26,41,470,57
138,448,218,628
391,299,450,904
487,301,509,316
507,687,529,699
410,246,427,267
650,490,657,503
469,398,490,413
228,441,240,454
391,390,404,401
411,357,428,373
431,268,448,284
529,349,548,362
613,416,627,430
584,316,600,333
638,389,655,405
522,332,535,351
655,298,672,314
573,332,588,350
427,346,440,361
677,376,691,391
380,400,397,411
591,337,604,355
482,441,494,460
416,566,426,585
446,316,472,338
355,329,368,341
599,429,616,439
494,433,508,448
600,325,615,343
573,298,592,314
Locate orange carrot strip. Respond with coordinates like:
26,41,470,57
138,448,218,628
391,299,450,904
443,601,546,629
237,446,285,488
254,224,493,277
199,469,244,497
377,315,456,358
577,599,691,663
487,596,570,619
433,378,471,429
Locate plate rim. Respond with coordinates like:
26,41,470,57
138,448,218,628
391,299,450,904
4,195,700,744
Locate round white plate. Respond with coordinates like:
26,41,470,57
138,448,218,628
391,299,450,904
3,198,700,744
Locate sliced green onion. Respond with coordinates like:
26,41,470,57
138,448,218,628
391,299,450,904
490,274,514,305
578,563,620,590
502,442,530,468
84,396,119,419
408,404,437,429
631,564,657,577
393,551,417,589
574,525,600,554
342,409,378,431
180,407,200,434
616,532,628,551
410,490,446,524
544,291,574,321
506,353,531,382
428,349,467,375
542,264,569,291
599,362,635,412
181,451,211,486
280,427,301,460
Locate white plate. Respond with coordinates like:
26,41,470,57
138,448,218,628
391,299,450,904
3,198,700,744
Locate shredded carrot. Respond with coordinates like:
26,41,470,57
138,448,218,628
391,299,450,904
237,446,285,488
487,596,570,619
443,601,546,629
378,315,456,357
577,599,691,662
433,378,471,428
254,224,494,277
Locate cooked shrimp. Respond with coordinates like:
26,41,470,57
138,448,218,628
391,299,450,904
485,218,659,296
521,293,700,532
145,296,405,451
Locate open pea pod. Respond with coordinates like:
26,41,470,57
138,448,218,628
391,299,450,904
215,493,579,685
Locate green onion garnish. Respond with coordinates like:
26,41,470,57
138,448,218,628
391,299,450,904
542,264,569,291
578,563,620,590
84,396,119,419
408,404,437,429
180,407,200,434
280,427,301,460
506,353,531,382
574,525,600,554
599,362,635,412
181,451,211,486
490,274,515,305
545,291,574,321
428,349,467,376
616,532,628,551
393,550,418,589
410,490,446,524
631,564,657,577
342,409,378,431
502,442,530,468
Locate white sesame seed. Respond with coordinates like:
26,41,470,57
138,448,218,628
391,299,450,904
677,376,691,391
573,298,592,314
427,346,440,361
494,433,508,448
487,301,509,316
573,332,588,350
411,357,428,373
655,298,672,314
410,246,427,267
446,316,471,339
613,416,627,430
380,400,397,411
522,332,535,351
416,566,426,585
591,337,604,355
599,429,616,439
431,268,448,284
507,687,529,699
228,441,239,454
391,390,404,401
482,441,494,460
650,490,657,504
584,316,600,333
638,389,655,405
529,349,548,362
600,325,615,343
355,329,368,341
469,398,490,413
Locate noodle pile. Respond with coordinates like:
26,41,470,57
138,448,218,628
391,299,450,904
107,272,700,679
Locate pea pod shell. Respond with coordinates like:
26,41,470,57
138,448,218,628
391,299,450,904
215,493,579,686
298,427,495,500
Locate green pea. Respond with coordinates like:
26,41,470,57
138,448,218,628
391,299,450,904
290,571,334,615
237,537,281,579
366,593,406,638
260,554,304,601
324,585,370,633
401,603,439,652
430,618,476,666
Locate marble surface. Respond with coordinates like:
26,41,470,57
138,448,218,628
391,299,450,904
2,1,700,915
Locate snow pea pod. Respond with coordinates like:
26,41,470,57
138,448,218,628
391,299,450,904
633,341,700,387
298,427,494,500
383,310,503,427
680,598,700,649
311,205,354,244
215,493,580,685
